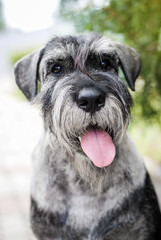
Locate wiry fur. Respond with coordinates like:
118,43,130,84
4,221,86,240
14,33,161,240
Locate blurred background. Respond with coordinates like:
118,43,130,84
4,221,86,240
0,0,161,239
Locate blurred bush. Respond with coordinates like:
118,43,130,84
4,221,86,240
10,50,33,66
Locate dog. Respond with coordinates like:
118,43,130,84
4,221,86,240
14,33,161,240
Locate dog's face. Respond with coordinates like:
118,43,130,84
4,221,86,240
14,33,141,169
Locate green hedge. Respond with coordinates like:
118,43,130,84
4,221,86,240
10,49,34,66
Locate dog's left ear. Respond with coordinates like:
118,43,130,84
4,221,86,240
113,43,141,91
14,49,43,101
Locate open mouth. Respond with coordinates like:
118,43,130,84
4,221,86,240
78,125,116,168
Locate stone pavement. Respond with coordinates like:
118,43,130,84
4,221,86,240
0,74,161,240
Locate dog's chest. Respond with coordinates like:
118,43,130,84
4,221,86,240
66,193,106,228
51,193,109,239
49,192,140,240
31,159,147,239
47,177,137,239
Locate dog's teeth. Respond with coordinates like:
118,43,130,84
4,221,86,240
78,136,82,142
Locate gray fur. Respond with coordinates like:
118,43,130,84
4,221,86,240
14,33,161,240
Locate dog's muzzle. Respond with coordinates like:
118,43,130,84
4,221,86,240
75,87,116,168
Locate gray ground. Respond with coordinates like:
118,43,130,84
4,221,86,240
0,74,161,240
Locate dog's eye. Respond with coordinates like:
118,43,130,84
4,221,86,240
51,65,62,74
100,60,111,70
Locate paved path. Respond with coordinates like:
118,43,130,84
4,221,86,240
0,74,161,240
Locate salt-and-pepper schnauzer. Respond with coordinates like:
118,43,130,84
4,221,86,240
14,33,161,240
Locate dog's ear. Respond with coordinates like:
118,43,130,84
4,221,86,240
13,49,43,101
113,43,141,91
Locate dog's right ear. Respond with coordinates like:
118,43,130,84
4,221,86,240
13,49,43,101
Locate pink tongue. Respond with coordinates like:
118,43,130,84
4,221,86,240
81,129,116,168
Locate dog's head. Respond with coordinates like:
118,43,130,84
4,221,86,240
14,33,141,169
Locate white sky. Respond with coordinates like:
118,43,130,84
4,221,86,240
2,0,60,32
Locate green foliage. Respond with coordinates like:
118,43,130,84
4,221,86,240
60,0,161,125
10,49,33,66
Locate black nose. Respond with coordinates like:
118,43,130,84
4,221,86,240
76,88,105,113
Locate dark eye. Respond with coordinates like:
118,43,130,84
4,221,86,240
51,65,62,74
100,60,111,70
